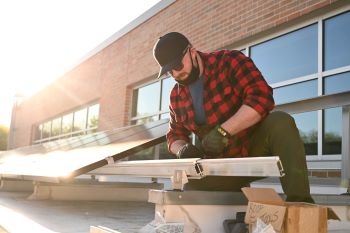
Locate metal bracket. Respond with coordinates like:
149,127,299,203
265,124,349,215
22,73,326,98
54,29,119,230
171,170,188,190
194,162,204,177
277,160,285,177
105,156,115,165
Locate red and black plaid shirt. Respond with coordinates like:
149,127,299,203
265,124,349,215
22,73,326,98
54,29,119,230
167,50,274,158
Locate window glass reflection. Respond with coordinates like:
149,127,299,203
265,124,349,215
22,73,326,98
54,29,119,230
133,115,159,125
160,113,170,120
62,113,73,134
159,141,174,159
128,147,155,161
322,73,348,155
251,24,317,84
42,121,51,139
323,108,342,155
51,118,62,137
324,72,350,95
87,104,99,128
273,80,317,105
324,11,350,71
292,111,318,155
135,82,160,117
73,108,87,132
161,77,176,111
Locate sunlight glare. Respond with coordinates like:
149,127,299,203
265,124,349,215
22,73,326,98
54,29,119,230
0,205,57,233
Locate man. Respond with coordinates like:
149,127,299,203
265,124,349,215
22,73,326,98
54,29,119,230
153,32,313,203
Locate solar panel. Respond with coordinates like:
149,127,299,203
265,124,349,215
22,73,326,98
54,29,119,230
0,119,168,182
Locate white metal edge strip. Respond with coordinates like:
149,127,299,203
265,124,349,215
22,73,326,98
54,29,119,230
199,156,284,177
89,156,284,178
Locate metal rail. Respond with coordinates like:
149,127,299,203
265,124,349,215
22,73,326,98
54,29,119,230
89,156,284,190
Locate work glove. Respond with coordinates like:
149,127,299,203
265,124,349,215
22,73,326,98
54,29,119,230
201,125,229,155
176,143,204,159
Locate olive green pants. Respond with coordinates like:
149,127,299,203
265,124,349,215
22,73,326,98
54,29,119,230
185,111,313,203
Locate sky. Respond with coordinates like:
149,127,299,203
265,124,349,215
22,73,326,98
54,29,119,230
0,0,160,128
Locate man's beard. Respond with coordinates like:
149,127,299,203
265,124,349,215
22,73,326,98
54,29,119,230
176,54,200,86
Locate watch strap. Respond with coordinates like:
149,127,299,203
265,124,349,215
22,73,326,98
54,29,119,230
217,126,230,138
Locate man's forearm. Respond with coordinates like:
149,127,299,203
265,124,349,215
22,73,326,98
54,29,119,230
170,105,262,153
170,140,188,154
220,104,262,136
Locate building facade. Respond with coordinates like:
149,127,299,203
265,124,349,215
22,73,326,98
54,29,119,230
9,0,350,176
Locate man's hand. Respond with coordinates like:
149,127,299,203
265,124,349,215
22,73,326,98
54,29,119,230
201,125,229,154
176,143,204,159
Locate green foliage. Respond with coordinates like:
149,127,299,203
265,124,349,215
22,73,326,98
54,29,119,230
0,125,9,150
88,116,99,128
300,129,318,143
299,129,341,143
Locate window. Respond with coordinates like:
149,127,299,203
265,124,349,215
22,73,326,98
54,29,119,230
160,113,170,119
323,108,342,155
135,82,160,118
273,80,318,105
73,108,87,132
62,113,73,134
128,147,155,161
324,11,350,71
42,122,51,138
159,141,174,159
130,77,176,160
247,10,350,158
293,111,318,155
33,103,100,143
87,104,100,132
324,72,350,95
161,77,176,111
131,77,175,124
322,73,349,155
51,118,62,137
250,24,318,84
320,11,350,155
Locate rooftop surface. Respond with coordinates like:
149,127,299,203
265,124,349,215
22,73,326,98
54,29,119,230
0,189,350,233
0,191,154,233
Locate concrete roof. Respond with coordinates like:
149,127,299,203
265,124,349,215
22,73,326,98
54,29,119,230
0,191,154,233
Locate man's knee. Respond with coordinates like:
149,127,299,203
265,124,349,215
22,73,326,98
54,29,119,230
264,111,297,133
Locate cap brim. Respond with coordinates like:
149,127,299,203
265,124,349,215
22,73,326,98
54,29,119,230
157,56,183,79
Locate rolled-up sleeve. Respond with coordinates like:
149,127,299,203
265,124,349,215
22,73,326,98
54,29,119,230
166,103,191,153
231,52,274,118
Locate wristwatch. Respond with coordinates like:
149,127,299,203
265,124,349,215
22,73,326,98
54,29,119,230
217,126,230,138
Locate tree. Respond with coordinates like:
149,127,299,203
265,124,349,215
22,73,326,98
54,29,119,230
0,125,9,150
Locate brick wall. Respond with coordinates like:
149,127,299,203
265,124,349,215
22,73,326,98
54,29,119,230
11,0,344,148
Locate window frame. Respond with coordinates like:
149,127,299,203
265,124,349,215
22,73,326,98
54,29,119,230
236,7,350,163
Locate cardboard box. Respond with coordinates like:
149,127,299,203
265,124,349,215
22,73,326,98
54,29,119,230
242,187,340,233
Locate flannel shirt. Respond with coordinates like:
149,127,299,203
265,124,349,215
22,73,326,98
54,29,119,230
167,50,274,158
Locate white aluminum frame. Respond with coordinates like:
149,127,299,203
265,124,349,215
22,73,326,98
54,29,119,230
89,156,284,189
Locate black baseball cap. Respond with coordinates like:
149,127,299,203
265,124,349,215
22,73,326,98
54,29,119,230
153,32,190,78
